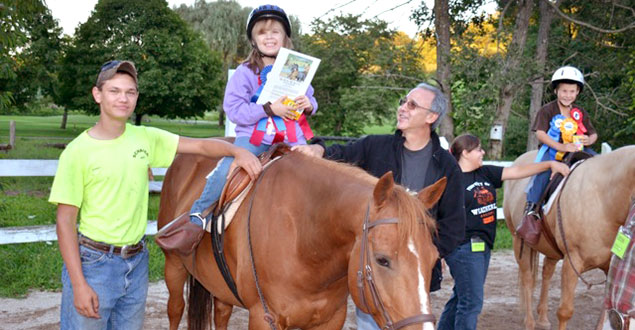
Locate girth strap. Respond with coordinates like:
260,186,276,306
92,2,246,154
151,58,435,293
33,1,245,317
210,211,245,307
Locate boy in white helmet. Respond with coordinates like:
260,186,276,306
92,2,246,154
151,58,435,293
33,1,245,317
518,66,597,243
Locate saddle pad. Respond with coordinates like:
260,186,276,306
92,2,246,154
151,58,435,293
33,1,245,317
205,156,283,235
542,160,584,215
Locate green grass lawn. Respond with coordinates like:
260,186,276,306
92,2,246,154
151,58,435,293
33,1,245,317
0,113,513,297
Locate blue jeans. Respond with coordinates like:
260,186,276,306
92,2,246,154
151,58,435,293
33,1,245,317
526,147,596,204
61,242,149,330
437,242,491,330
189,136,270,217
356,308,380,330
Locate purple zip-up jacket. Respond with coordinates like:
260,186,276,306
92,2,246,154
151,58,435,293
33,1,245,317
223,63,318,146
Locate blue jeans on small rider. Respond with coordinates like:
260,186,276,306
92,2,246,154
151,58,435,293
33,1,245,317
437,241,491,330
526,147,597,204
61,241,149,330
189,136,270,223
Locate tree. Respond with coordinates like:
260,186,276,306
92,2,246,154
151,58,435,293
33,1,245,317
489,0,534,159
302,15,428,136
175,0,304,127
5,3,63,111
0,0,51,112
434,0,454,142
58,0,224,125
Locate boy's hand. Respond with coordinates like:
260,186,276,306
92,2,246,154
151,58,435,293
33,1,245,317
578,134,590,145
271,96,296,120
292,144,325,158
74,282,100,319
294,95,313,114
562,143,579,153
228,148,262,180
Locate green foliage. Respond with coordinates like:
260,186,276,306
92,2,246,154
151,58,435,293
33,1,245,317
303,15,429,136
0,239,166,297
58,0,224,122
174,0,253,71
0,0,54,113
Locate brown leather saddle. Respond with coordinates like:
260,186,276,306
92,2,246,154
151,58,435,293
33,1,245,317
207,142,291,307
529,151,593,257
210,142,291,217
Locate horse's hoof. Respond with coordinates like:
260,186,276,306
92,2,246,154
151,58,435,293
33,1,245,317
536,320,551,329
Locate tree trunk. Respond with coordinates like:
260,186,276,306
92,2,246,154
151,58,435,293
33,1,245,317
60,108,68,129
490,0,535,159
527,0,559,151
135,113,143,125
434,0,454,142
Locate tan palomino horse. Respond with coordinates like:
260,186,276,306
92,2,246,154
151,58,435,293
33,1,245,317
504,146,635,330
157,150,445,330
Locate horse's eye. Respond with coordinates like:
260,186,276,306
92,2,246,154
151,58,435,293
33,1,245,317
375,256,391,268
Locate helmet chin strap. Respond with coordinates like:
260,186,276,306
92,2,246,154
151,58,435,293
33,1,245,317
253,43,277,59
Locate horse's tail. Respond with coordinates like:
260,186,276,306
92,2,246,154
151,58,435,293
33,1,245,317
187,275,213,330
517,244,540,311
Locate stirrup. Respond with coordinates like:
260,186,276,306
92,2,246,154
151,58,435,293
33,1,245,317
191,212,209,230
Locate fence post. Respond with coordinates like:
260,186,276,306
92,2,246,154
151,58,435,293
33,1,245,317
9,120,15,149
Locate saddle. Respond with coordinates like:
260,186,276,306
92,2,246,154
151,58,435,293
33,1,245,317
207,142,290,307
212,142,291,219
518,151,593,257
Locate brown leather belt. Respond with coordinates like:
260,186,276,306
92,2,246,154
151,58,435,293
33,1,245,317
78,235,145,259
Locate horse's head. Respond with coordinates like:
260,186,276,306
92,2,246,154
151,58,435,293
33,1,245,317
349,172,444,330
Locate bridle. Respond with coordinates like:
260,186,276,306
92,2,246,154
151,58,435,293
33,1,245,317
356,202,437,330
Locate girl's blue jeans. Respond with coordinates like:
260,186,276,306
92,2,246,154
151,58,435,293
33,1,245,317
437,241,491,330
189,136,270,221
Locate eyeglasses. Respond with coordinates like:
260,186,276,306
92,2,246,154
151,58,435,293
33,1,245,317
399,97,432,112
100,60,120,72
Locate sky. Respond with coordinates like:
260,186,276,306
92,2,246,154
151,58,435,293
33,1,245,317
46,0,434,38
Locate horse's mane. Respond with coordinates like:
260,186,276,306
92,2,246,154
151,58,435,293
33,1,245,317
287,151,437,240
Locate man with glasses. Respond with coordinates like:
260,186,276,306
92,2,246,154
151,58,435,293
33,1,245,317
293,82,465,329
49,60,262,329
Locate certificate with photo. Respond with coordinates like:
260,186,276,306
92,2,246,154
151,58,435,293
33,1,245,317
256,48,321,110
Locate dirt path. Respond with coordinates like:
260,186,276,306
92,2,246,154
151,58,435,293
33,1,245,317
0,251,606,329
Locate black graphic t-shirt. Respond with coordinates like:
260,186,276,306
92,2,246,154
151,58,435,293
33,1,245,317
460,165,504,249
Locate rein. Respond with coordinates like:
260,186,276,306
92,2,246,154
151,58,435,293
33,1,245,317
556,159,606,289
356,201,437,330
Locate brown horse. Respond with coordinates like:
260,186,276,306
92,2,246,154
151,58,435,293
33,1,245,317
157,149,445,330
504,146,635,330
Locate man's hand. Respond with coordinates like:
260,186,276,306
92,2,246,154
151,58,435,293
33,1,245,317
291,144,325,158
74,282,100,319
227,148,262,180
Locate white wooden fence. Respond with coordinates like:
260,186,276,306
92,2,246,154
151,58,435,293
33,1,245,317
1,159,511,245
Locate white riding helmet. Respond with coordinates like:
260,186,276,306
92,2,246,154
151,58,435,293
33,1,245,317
551,66,584,91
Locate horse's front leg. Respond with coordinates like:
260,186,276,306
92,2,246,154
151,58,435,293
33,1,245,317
556,256,579,330
514,237,537,330
164,252,189,330
536,256,558,329
213,298,233,330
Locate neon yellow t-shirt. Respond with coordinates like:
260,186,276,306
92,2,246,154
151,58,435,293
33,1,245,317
49,124,178,245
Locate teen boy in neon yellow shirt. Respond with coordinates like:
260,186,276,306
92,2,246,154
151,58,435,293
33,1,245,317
49,61,261,329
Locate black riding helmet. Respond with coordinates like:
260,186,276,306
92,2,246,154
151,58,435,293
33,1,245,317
246,4,291,41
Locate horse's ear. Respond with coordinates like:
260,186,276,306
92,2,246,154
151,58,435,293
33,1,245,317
373,172,395,207
417,177,447,209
